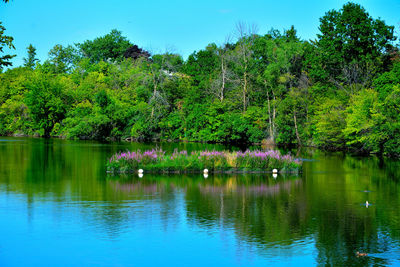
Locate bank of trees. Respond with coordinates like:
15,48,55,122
0,3,399,156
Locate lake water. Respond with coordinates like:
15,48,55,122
0,137,400,266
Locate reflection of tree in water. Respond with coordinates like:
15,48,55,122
110,175,308,248
108,177,185,233
184,175,308,249
2,139,400,265
0,139,233,240
100,168,400,265
314,208,391,266
306,152,400,266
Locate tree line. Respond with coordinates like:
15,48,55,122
0,2,400,156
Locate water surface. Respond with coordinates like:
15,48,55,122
0,137,400,266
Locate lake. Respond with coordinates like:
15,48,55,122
0,137,399,266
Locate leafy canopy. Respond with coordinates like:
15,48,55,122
77,29,132,63
313,2,396,83
0,21,15,70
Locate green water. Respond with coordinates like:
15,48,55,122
0,137,399,266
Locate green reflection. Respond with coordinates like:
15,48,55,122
0,137,399,265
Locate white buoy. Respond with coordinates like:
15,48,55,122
273,173,278,179
272,169,278,173
204,173,208,179
138,173,143,178
138,169,143,173
204,169,209,173
365,200,370,208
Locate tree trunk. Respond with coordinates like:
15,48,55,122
242,71,247,112
272,92,276,137
242,53,248,113
293,110,301,146
266,85,273,139
220,57,225,101
151,82,157,118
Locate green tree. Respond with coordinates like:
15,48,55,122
254,27,306,142
313,97,347,148
25,72,69,137
0,67,33,135
373,62,400,100
313,2,396,86
23,44,39,69
45,44,77,73
183,46,219,96
378,86,400,156
0,21,15,70
77,29,132,63
275,88,308,146
343,89,380,153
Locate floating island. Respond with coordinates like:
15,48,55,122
106,149,302,174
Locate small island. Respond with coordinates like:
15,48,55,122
106,149,302,174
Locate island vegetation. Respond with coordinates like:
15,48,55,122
106,149,302,173
0,2,400,157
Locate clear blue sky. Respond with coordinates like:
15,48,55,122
1,0,399,67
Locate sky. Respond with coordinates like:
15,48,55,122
1,0,399,67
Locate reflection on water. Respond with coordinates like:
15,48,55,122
0,137,400,266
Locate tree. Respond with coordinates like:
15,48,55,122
183,47,219,90
369,67,400,155
124,45,150,60
233,22,258,112
0,21,15,70
77,29,132,63
254,27,306,142
313,2,396,86
373,62,400,100
23,44,39,69
147,53,183,118
0,67,33,135
46,44,77,73
378,85,400,156
25,73,69,137
313,98,346,148
207,41,236,102
343,89,379,152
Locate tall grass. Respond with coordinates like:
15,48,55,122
107,149,302,173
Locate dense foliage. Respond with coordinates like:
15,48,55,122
1,3,399,156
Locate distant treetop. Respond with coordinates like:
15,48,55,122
124,45,150,60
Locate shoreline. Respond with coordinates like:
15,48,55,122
0,135,393,158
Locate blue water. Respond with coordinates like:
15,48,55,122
0,193,317,266
0,137,400,266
